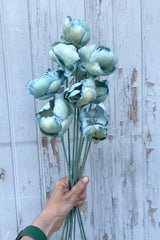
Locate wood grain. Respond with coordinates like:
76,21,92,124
0,0,160,239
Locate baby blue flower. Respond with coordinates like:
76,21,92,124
26,69,64,100
78,44,118,76
62,16,90,48
64,78,97,107
80,103,109,141
49,42,80,77
36,98,74,138
64,79,109,107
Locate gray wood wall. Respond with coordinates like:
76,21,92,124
0,0,160,239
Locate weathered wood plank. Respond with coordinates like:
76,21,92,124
0,146,18,239
27,0,59,213
0,1,20,237
142,0,160,238
0,0,42,238
112,0,146,239
84,0,116,239
27,1,85,239
1,0,160,239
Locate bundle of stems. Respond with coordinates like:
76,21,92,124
26,15,117,240
60,96,92,239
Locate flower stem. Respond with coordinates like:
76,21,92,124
73,108,79,184
79,139,92,180
66,78,71,189
68,129,71,189
72,107,76,179
76,208,86,240
61,136,73,187
60,214,69,240
77,136,85,167
68,209,73,239
73,207,76,240
65,219,69,239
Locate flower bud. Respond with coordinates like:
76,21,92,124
26,69,64,100
62,16,90,48
79,44,118,76
49,42,80,77
64,78,97,107
36,98,74,138
80,103,109,141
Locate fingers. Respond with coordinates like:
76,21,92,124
77,189,86,201
75,200,85,208
54,177,69,191
68,176,89,205
75,189,87,208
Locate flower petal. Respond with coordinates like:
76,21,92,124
76,86,97,107
65,24,85,45
62,16,90,47
92,80,109,103
79,45,96,62
90,47,118,72
82,62,104,75
53,98,69,120
39,116,61,134
49,49,61,65
26,77,50,98
61,117,73,134
80,103,109,140
53,43,80,66
80,30,90,46
63,16,72,37
26,69,64,99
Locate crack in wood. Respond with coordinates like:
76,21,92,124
112,197,116,206
153,106,156,112
148,200,157,226
128,87,138,124
41,137,48,148
46,191,50,199
146,82,155,87
146,148,154,159
147,132,152,142
51,138,60,172
108,135,113,142
118,68,123,77
103,233,108,240
130,217,133,229
0,168,6,180
128,68,138,124
120,121,124,126
134,136,137,141
131,68,137,84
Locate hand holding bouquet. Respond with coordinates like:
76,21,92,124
26,16,117,239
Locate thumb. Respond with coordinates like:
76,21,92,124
70,176,89,200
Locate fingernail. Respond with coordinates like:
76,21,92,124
82,176,89,184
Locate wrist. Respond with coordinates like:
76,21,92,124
21,237,33,240
16,226,47,240
32,209,59,239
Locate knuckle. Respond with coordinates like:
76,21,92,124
77,200,84,207
55,178,62,185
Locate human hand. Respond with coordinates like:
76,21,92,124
30,176,89,239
